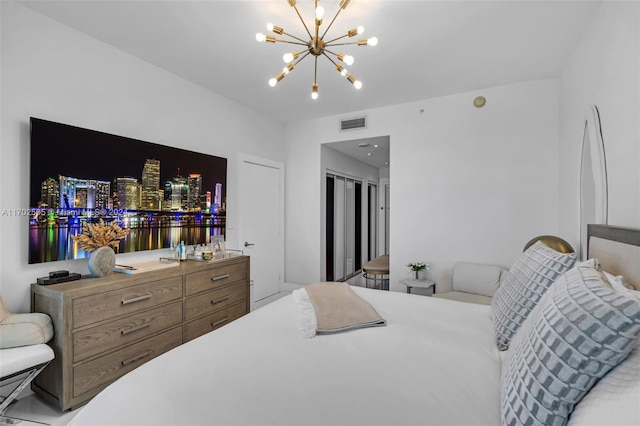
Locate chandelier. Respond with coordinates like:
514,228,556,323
256,0,378,100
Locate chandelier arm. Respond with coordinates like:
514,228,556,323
291,4,313,40
324,33,350,45
324,41,360,47
313,0,319,42
294,51,312,65
281,31,309,44
273,39,309,46
314,56,318,84
322,48,341,59
322,52,340,67
320,7,344,40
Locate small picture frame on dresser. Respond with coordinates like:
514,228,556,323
213,236,226,259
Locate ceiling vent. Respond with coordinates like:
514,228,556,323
339,116,367,131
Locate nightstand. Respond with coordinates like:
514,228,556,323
399,278,436,295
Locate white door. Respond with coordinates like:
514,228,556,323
238,155,284,309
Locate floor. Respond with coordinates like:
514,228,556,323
4,276,372,426
1,396,79,426
346,272,367,287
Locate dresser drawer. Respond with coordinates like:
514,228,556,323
184,281,246,321
184,302,246,342
73,300,183,363
73,276,183,328
73,326,182,398
185,262,247,296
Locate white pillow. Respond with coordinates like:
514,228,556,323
602,270,635,293
568,338,640,426
573,258,600,270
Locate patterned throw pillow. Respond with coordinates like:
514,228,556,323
491,241,577,350
567,337,640,426
501,267,640,426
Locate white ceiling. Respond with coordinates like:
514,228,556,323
325,135,390,168
17,0,602,168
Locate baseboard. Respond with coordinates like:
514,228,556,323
250,283,303,311
281,282,304,292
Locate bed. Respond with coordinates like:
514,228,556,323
68,225,640,426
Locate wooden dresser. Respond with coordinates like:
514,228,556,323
30,255,250,411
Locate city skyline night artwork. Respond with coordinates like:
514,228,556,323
28,117,227,264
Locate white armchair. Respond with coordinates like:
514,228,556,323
433,261,508,305
0,297,54,419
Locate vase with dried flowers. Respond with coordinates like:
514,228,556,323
71,219,130,277
407,261,429,280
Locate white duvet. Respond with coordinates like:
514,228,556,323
69,286,501,426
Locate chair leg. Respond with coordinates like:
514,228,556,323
0,362,51,415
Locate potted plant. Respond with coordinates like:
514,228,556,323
407,261,429,280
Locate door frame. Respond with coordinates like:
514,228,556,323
378,177,390,255
237,153,285,308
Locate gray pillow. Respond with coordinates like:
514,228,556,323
491,241,576,350
501,267,640,426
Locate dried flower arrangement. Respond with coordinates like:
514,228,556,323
71,219,130,252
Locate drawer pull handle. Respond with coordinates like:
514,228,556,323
121,323,151,336
121,294,151,305
211,274,230,282
212,317,229,327
210,296,230,305
121,350,151,367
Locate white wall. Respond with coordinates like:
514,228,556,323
286,79,561,292
559,1,640,247
0,2,285,312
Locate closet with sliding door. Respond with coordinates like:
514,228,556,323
326,173,379,282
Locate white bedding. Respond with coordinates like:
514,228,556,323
69,286,501,426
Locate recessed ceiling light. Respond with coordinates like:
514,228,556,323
367,152,372,156
374,144,379,148
358,143,370,148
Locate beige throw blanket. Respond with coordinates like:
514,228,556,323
292,282,386,338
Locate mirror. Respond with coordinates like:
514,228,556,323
579,105,607,259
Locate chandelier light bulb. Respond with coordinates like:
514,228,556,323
256,33,266,43
368,37,378,46
311,83,319,100
266,23,274,32
346,73,360,87
269,72,286,87
344,55,354,66
283,63,296,75
357,26,364,34
315,6,325,20
335,64,349,77
283,53,294,63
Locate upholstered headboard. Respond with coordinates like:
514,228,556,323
587,224,640,290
